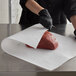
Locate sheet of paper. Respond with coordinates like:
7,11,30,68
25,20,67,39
1,24,76,71
1,38,69,71
9,24,47,48
52,33,76,58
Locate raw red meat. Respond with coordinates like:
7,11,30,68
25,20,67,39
25,31,58,50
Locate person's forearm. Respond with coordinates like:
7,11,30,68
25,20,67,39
70,15,76,29
25,0,44,15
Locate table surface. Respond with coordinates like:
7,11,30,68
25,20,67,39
0,24,76,75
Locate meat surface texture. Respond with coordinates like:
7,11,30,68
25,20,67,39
26,31,58,50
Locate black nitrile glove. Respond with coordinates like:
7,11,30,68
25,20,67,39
74,29,76,39
39,9,53,31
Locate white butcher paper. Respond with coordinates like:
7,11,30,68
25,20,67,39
9,24,47,48
1,23,76,71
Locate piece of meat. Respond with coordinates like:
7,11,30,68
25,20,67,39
25,31,58,50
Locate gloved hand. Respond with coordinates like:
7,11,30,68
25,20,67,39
39,9,53,31
74,29,76,39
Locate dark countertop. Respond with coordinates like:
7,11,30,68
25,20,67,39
0,24,76,75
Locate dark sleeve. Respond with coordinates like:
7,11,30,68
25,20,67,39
19,0,28,10
64,0,76,22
